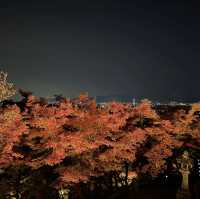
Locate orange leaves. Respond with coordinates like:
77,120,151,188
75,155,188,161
0,104,21,123
78,92,89,101
30,117,58,131
43,147,66,166
160,120,174,133
98,102,131,132
0,105,27,168
1,94,200,188
142,143,171,176
136,99,159,121
57,166,90,185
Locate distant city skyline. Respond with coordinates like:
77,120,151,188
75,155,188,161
12,92,193,105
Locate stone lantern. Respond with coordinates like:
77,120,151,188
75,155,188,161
58,187,70,199
176,150,193,199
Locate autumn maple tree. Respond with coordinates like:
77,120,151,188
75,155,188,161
0,82,200,198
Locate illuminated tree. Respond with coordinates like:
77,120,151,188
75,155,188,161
0,71,16,102
0,94,199,198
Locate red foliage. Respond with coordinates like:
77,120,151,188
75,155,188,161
0,105,27,167
0,94,200,189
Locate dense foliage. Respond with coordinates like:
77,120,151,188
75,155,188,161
0,76,199,198
0,71,16,102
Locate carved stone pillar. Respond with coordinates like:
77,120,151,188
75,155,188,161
58,188,70,199
176,150,193,199
180,169,190,191
176,169,190,199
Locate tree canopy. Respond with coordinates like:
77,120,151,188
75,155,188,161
0,93,199,190
0,73,200,198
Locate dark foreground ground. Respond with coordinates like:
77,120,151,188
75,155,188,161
88,174,200,199
106,184,199,199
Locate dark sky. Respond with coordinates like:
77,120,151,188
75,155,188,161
0,0,200,102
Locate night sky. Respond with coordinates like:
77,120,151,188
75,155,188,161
0,0,200,102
